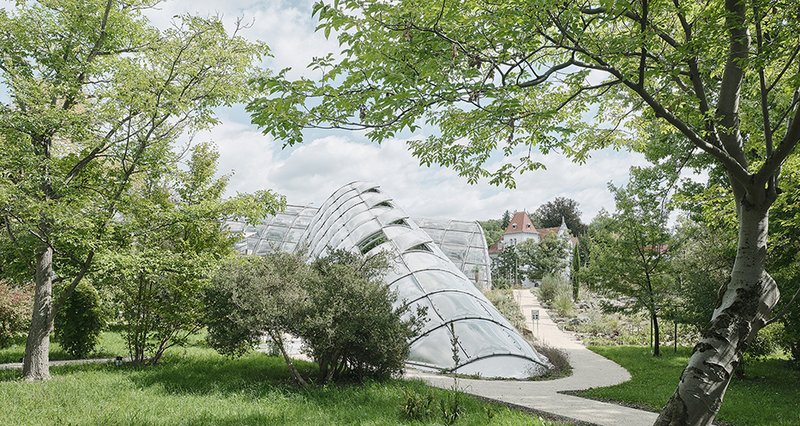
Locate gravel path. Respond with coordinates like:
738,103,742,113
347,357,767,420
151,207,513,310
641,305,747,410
406,289,659,426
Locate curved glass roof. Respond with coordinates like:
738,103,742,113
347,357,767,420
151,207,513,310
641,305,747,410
228,212,492,289
226,182,549,378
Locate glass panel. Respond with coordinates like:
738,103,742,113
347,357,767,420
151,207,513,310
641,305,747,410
264,226,289,241
388,275,426,305
408,326,465,369
443,231,471,246
428,292,493,320
412,270,469,293
453,319,519,359
403,252,452,272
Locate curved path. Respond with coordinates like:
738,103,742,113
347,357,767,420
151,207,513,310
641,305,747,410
405,290,659,426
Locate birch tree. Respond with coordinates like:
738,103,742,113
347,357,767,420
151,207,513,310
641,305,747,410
248,1,800,423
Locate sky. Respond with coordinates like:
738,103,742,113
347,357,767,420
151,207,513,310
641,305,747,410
82,1,656,222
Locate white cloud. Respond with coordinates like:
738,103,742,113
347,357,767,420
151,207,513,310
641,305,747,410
197,120,649,222
144,0,339,78
144,1,652,224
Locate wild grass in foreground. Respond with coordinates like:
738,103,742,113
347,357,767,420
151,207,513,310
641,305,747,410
0,344,562,426
576,346,800,426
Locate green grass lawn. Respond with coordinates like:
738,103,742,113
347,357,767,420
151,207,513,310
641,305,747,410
0,339,560,426
0,331,129,364
577,346,800,426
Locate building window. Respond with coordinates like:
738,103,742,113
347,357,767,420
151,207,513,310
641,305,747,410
388,218,410,227
357,231,387,254
406,243,432,252
512,223,517,229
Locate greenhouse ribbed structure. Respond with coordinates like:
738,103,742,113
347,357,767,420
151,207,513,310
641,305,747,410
226,182,551,378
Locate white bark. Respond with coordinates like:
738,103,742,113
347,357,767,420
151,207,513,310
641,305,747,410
655,204,779,425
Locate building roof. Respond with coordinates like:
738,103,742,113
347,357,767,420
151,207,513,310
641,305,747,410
505,211,537,234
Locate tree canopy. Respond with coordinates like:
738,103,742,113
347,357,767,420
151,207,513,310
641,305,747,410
248,1,800,423
0,0,275,380
531,197,586,235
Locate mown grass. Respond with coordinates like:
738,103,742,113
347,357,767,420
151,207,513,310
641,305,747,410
0,331,129,364
576,346,800,426
0,341,560,425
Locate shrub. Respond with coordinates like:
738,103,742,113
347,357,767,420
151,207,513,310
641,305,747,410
300,250,425,382
553,292,575,317
0,281,32,348
532,343,571,379
745,322,785,361
483,289,526,331
537,273,570,306
206,250,424,384
100,251,208,365
54,281,106,357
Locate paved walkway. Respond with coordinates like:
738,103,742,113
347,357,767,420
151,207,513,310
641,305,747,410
406,290,659,426
0,357,126,371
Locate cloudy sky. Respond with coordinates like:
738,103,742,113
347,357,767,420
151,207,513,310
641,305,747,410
153,0,649,222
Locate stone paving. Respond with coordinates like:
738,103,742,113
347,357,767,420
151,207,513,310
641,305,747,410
406,289,659,426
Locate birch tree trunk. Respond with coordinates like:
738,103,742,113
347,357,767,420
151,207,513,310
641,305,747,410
655,202,779,426
23,244,55,381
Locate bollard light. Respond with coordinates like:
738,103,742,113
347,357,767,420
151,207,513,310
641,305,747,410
114,356,123,367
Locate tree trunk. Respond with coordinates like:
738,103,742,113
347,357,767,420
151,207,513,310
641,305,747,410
652,311,661,357
655,203,779,426
23,244,55,381
268,331,307,387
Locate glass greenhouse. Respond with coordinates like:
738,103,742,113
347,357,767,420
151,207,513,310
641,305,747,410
226,182,551,378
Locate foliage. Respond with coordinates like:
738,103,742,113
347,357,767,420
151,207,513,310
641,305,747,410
500,210,511,229
98,143,280,365
0,282,32,349
482,289,526,332
250,2,800,419
301,250,424,382
668,218,734,332
532,198,586,235
537,274,570,307
205,253,308,358
579,346,800,426
207,249,423,384
478,219,504,247
517,233,570,281
552,293,575,318
745,323,785,362
54,281,105,358
205,252,310,385
0,0,269,379
401,390,435,421
491,246,520,286
571,242,581,301
531,344,572,380
768,156,800,365
581,169,674,355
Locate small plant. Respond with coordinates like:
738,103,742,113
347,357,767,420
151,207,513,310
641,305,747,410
532,343,572,379
401,390,434,421
537,273,570,305
55,281,106,358
484,405,495,421
440,391,464,425
553,292,575,317
0,281,32,349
